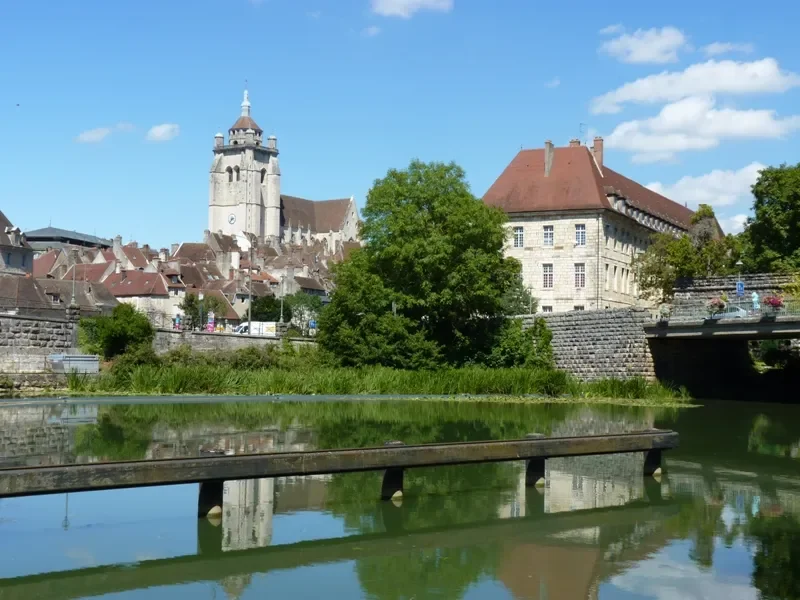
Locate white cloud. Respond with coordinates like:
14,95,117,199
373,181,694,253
605,95,800,162
720,214,749,234
75,127,113,143
75,122,135,143
146,123,180,142
591,58,800,114
703,42,754,57
647,162,764,210
599,23,624,35
370,0,453,18
544,77,560,88
363,25,382,37
599,26,688,64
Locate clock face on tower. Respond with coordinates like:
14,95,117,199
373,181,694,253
228,214,236,225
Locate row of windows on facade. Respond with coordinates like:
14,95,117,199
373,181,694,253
225,167,269,183
512,224,586,249
540,305,584,313
4,252,27,268
612,198,681,236
539,263,586,290
536,262,637,295
604,224,649,256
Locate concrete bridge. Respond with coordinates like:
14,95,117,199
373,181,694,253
645,315,800,340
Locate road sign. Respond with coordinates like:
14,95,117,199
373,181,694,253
736,281,745,297
309,320,317,329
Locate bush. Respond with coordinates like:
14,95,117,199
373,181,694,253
80,304,155,359
111,344,161,374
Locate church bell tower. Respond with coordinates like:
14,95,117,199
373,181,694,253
208,90,281,244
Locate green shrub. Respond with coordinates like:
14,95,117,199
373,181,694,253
111,344,161,374
79,304,155,359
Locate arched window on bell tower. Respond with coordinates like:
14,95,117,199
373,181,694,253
260,168,267,184
226,167,233,183
234,166,240,182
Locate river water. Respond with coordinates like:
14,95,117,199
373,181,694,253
0,398,798,599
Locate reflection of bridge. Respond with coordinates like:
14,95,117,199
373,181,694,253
0,494,680,600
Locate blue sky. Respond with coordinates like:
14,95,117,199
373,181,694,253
2,0,799,247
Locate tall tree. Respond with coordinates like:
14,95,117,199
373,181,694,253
319,160,521,366
634,204,738,301
250,295,292,323
746,163,800,273
179,293,226,330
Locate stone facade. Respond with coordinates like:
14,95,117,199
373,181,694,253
0,314,75,351
153,327,314,354
521,308,656,381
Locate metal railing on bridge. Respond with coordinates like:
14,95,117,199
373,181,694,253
668,298,800,323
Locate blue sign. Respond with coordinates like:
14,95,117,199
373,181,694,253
736,281,745,297
309,320,317,329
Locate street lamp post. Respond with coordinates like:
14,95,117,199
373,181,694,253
198,292,204,331
279,275,285,324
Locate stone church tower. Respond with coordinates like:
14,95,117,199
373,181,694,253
208,91,281,244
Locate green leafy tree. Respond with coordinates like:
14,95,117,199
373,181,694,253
250,295,292,323
501,275,537,315
635,205,738,301
319,160,521,366
179,293,226,330
287,292,324,334
78,303,155,359
746,163,800,272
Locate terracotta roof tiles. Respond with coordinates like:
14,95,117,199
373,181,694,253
483,145,694,230
104,271,169,297
281,196,352,234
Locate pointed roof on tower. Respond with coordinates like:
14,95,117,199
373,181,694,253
229,89,262,133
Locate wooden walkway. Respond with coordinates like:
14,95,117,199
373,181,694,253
0,430,678,503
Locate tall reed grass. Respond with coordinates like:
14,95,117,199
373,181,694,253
66,364,689,401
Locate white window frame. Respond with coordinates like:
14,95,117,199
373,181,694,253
543,225,554,247
512,226,524,249
542,263,554,289
575,263,586,289
575,224,586,247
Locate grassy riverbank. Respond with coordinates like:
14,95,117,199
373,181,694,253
64,363,689,402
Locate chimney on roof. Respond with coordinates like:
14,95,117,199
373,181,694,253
203,230,211,245
591,136,604,173
158,248,167,262
115,261,122,274
544,140,554,177
113,235,122,254
170,243,179,257
569,139,580,147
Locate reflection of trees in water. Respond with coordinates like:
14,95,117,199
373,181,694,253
748,415,800,460
750,515,800,600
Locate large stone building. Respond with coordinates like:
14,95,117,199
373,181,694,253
1,210,33,276
484,138,694,313
208,91,360,250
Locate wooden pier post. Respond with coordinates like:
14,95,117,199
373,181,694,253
197,480,224,518
525,458,546,487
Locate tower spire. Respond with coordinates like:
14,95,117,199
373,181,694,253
241,86,251,117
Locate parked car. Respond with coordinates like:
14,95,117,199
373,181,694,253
710,306,748,320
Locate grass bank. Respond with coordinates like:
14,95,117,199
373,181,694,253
65,364,689,403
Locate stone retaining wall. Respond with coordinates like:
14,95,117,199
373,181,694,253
521,308,656,381
0,313,76,351
153,328,316,354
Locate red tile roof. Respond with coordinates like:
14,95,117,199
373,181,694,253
483,145,693,230
104,271,169,297
281,196,352,234
230,116,262,133
173,243,216,263
122,244,149,269
186,289,240,321
63,262,113,283
33,249,60,278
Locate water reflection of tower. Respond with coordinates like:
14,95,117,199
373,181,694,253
222,477,275,552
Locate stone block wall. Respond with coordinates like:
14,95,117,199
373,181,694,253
153,327,315,354
521,308,655,381
0,314,75,351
